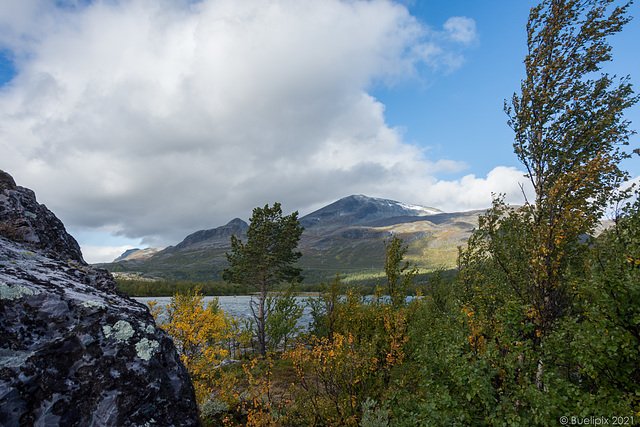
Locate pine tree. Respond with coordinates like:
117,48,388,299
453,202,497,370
223,203,303,356
384,236,417,307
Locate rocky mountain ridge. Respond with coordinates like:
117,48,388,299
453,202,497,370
107,194,482,282
0,172,85,264
169,217,249,253
299,194,442,229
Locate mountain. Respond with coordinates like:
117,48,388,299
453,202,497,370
296,196,481,282
300,194,442,229
104,195,482,283
114,247,165,262
168,217,249,252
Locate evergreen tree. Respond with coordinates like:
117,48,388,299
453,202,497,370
223,203,303,356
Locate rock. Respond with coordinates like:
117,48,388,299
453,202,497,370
0,170,85,264
0,171,200,426
214,358,240,370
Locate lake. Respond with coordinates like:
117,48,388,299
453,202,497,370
134,295,314,329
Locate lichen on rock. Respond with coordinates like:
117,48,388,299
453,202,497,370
136,338,160,361
103,320,135,342
0,281,41,300
82,299,106,309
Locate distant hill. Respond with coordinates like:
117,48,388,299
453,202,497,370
114,247,165,262
102,195,483,283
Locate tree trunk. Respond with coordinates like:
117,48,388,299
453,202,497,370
536,358,547,392
257,283,267,357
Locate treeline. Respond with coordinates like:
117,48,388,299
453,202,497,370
108,261,226,282
116,279,249,297
117,270,455,297
299,269,455,295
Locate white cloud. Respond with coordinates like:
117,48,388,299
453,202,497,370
318,165,533,215
411,15,478,72
620,175,640,192
423,166,533,212
81,245,137,264
443,17,477,44
0,0,489,250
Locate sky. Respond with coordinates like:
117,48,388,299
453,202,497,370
0,0,638,263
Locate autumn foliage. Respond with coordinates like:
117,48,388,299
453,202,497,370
148,0,640,424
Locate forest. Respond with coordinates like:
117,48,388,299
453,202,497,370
145,0,640,425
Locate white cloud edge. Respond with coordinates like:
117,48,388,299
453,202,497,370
81,245,137,264
0,0,484,255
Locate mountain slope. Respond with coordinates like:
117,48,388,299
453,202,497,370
300,194,442,229
114,247,165,262
166,218,249,252
103,195,481,282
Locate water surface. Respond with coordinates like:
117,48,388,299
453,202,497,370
134,295,313,328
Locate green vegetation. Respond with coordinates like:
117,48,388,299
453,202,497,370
153,194,640,426
115,278,248,296
223,202,304,357
296,232,461,284
141,1,640,424
116,269,454,297
384,236,418,307
107,252,229,282
265,284,304,353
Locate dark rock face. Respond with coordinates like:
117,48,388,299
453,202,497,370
0,171,200,426
0,170,85,264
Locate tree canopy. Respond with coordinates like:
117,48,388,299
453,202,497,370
506,0,638,226
223,202,304,356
